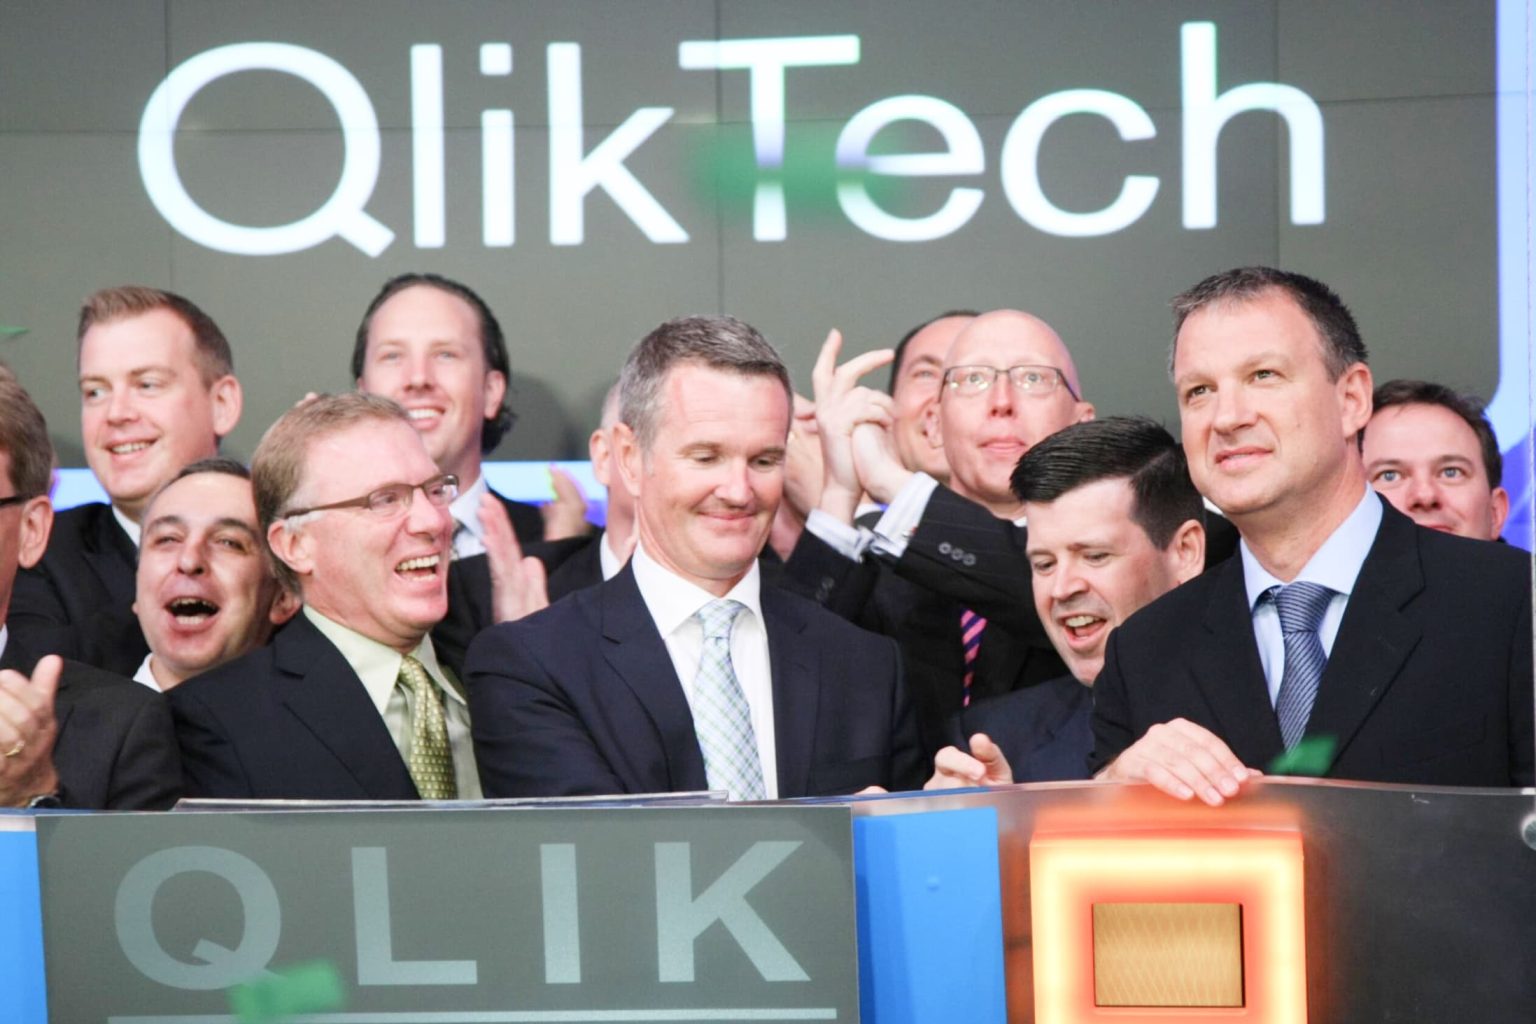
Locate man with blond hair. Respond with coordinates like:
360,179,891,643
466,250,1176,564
9,286,241,675
171,393,476,800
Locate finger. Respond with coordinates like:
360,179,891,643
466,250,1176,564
26,656,61,717
930,746,987,784
1163,718,1249,787
478,492,523,560
811,329,844,402
522,555,550,612
967,732,1004,767
548,465,586,505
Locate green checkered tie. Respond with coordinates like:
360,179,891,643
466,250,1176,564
397,655,458,800
691,599,766,800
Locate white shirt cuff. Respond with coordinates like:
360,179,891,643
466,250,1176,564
805,508,867,561
868,473,939,561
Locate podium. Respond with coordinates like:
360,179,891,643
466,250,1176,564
4,779,1534,1022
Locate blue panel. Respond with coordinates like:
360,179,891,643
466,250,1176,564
854,808,1004,1024
0,825,47,1024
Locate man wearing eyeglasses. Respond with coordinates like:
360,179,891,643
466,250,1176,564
170,393,477,800
786,311,1091,761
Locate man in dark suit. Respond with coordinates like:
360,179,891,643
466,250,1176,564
171,393,478,800
467,315,923,799
785,312,1096,760
545,385,635,601
0,373,180,810
926,418,1207,786
352,272,584,671
9,286,243,676
1092,267,1533,801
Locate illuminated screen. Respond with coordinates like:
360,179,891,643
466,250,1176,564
0,1,1527,538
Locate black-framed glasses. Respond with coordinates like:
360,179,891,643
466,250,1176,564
942,364,1080,401
281,473,458,521
0,493,39,510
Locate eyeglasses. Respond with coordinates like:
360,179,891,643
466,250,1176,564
0,493,38,510
282,473,458,521
942,364,1080,401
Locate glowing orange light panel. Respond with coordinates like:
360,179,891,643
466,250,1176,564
1030,830,1306,1024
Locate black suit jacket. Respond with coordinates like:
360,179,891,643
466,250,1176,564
1091,500,1534,786
169,615,422,800
0,638,180,809
782,488,1067,762
957,675,1093,783
431,486,589,675
8,502,148,675
466,564,924,798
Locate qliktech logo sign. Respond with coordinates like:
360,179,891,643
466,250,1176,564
136,23,1325,257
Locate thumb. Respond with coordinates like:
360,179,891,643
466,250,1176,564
31,655,62,704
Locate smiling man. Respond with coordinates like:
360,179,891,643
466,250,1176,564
467,315,922,799
132,458,297,692
1361,379,1508,541
927,418,1205,786
9,286,241,676
1091,267,1532,802
170,393,476,800
886,311,976,483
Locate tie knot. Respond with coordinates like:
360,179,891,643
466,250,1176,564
398,654,431,692
696,599,746,641
1270,582,1333,634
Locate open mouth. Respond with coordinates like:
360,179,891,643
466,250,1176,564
404,408,444,426
109,441,154,455
166,596,219,625
395,553,441,579
1060,613,1107,644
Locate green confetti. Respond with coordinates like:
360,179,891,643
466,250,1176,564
228,960,345,1024
0,325,28,338
1267,735,1337,777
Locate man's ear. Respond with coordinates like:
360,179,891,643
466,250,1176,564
589,428,613,489
268,585,302,626
210,375,243,439
1166,519,1206,585
1489,485,1511,539
266,519,312,582
1338,362,1374,439
16,496,53,569
1074,400,1096,424
613,423,644,500
922,404,945,451
482,369,508,424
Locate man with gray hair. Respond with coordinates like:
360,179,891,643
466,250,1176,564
468,315,922,799
171,393,478,800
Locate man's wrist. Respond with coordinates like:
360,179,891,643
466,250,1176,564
815,483,861,525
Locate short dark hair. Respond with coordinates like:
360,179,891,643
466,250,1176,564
78,286,235,384
352,272,516,452
618,315,791,451
1366,378,1502,487
1170,266,1367,380
1011,416,1204,549
888,310,979,393
0,372,54,499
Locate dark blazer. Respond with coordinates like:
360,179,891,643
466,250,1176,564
956,675,1093,783
169,614,421,800
7,502,148,675
1091,499,1534,786
0,637,180,809
466,564,925,798
782,490,1067,763
545,528,609,602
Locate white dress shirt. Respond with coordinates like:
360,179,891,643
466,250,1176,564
447,471,492,559
303,606,482,798
132,654,162,692
598,530,625,581
112,504,142,547
629,542,779,799
1241,488,1382,706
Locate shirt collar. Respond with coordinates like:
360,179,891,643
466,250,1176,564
302,605,463,715
599,530,625,581
630,541,763,637
1242,487,1382,609
112,504,142,547
447,471,491,542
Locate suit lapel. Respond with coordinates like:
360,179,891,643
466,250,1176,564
1304,505,1423,771
90,506,140,607
763,587,817,799
600,568,708,791
272,618,418,799
1197,558,1286,766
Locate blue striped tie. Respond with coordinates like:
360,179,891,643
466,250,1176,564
691,599,766,800
1269,582,1334,750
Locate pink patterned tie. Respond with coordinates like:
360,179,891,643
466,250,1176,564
960,608,987,707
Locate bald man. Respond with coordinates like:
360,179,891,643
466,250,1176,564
786,311,1092,760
